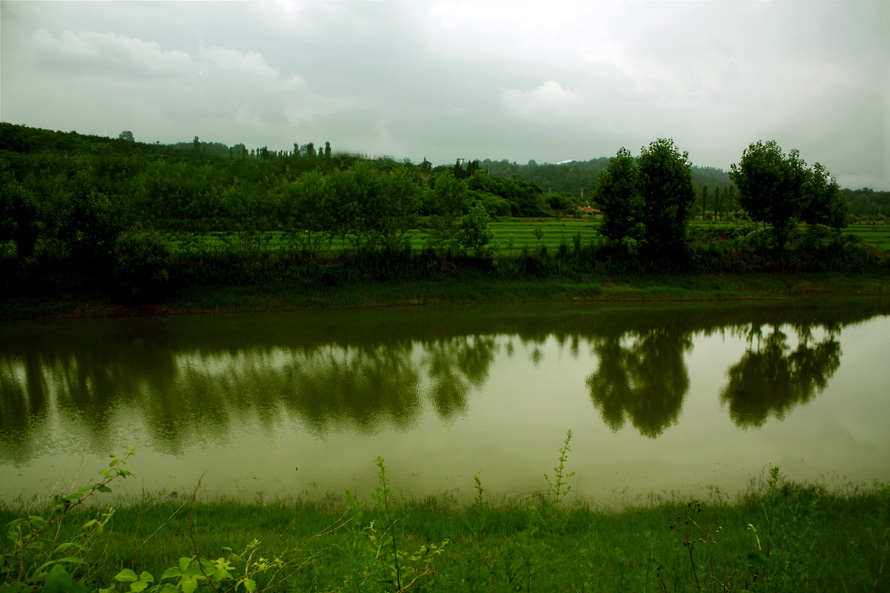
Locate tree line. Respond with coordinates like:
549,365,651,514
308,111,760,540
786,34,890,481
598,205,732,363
0,123,885,300
0,123,554,265
593,138,851,262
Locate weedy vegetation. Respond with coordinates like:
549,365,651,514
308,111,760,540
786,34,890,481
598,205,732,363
2,433,888,592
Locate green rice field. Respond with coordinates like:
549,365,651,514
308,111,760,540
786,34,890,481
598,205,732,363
846,224,890,250
164,220,890,258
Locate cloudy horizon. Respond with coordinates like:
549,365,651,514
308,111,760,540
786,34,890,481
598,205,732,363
1,0,887,189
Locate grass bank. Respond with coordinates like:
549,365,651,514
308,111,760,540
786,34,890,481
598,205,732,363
2,270,889,321
2,447,888,593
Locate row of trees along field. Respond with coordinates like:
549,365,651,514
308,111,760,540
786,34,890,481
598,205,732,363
0,123,887,299
594,138,853,262
0,123,560,260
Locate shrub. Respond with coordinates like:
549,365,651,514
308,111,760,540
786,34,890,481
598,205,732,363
112,230,174,300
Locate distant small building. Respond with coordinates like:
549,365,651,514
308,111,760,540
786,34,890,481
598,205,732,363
577,206,599,215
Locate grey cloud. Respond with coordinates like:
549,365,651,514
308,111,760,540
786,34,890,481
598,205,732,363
29,29,194,77
2,0,887,188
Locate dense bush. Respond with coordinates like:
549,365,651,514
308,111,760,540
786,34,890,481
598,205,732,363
112,230,174,299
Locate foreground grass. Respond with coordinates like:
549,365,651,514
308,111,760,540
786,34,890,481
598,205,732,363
2,480,888,592
2,449,889,593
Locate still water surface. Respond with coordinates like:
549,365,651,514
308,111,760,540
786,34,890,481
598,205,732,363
2,300,889,506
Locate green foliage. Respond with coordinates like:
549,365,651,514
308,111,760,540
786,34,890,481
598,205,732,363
3,451,449,593
1,448,134,592
1,123,887,303
2,442,888,592
543,429,575,508
801,162,847,229
731,140,849,248
638,138,696,262
457,201,495,257
593,147,644,250
112,230,175,299
62,170,128,268
0,166,40,260
426,172,468,256
466,170,547,217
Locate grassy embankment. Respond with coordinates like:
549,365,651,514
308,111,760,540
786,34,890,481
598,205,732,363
2,443,888,592
2,220,889,320
3,270,889,321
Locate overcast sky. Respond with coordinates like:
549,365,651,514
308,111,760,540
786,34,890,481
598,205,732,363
2,0,888,189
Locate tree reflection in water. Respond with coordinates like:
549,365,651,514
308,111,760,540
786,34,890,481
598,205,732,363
720,323,842,428
0,301,884,462
0,328,497,460
586,325,692,438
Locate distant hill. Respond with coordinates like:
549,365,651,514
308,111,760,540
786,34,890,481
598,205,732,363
476,158,734,202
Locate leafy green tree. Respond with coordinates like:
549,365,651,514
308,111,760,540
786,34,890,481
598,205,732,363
730,140,807,246
112,230,174,299
375,165,422,253
592,147,644,252
457,201,495,257
427,172,468,256
62,170,127,267
117,130,135,143
0,167,40,259
452,159,468,179
637,138,696,260
465,169,546,217
801,162,847,229
277,171,332,257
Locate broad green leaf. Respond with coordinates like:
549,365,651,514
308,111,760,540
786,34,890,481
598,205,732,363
55,557,89,565
160,567,183,580
43,564,87,593
181,577,199,593
53,542,85,554
183,567,206,578
27,515,46,529
98,485,113,493
115,568,140,583
238,578,257,592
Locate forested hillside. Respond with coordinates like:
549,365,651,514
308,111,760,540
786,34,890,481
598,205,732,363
1,123,886,306
479,158,735,200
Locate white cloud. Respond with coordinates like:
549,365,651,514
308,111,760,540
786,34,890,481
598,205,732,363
502,81,583,123
199,45,278,79
284,94,363,125
31,29,193,76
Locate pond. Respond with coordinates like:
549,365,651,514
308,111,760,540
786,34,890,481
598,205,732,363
1,299,889,507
